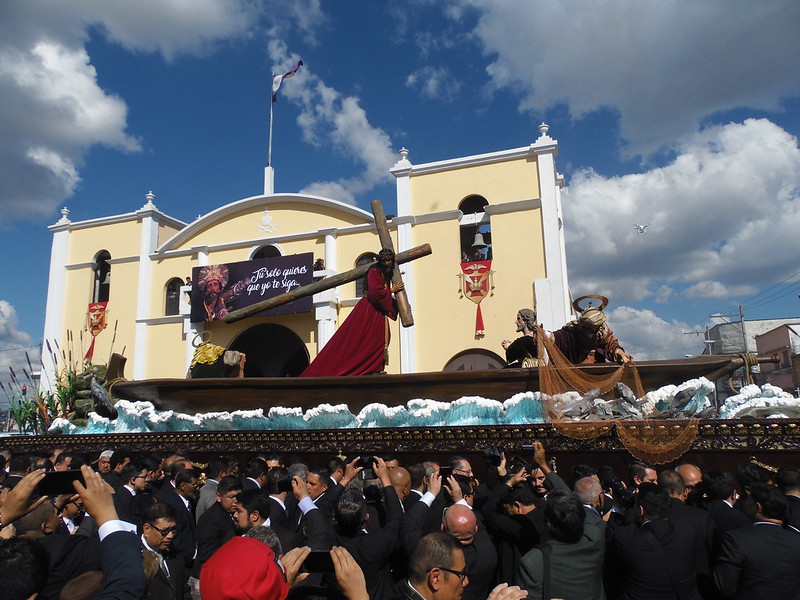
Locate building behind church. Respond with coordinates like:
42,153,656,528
42,125,571,385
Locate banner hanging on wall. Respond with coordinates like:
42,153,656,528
459,260,493,336
190,253,313,323
84,301,108,360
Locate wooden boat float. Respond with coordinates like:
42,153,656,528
109,354,772,416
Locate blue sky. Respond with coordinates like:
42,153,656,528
1,0,800,385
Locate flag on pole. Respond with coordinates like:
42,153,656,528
272,60,303,102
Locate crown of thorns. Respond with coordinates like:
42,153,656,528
197,264,229,290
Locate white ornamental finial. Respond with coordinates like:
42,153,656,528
141,190,157,211
393,147,412,169
57,206,71,224
538,122,550,136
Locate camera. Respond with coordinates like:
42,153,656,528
482,445,504,467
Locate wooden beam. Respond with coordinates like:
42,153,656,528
223,244,432,324
371,200,413,327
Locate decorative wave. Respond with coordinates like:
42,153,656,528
47,379,800,435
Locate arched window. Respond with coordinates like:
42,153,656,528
252,245,281,260
92,250,111,303
164,277,184,316
458,196,491,263
354,252,378,296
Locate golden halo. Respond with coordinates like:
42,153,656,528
572,295,609,313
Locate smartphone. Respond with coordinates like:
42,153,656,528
277,479,293,494
302,551,335,573
36,470,83,496
438,466,453,479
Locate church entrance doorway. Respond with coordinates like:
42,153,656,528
228,324,309,377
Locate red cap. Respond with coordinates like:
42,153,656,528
200,537,288,600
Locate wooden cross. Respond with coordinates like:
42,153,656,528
223,200,429,325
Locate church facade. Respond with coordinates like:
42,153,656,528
42,124,570,385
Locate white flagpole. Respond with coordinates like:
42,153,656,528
268,77,275,167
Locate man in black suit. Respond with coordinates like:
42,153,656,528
334,457,403,600
775,466,800,529
703,470,751,540
264,466,292,529
240,457,268,491
113,461,149,529
659,469,717,599
154,468,198,570
191,476,240,581
141,502,186,600
607,483,703,600
1,455,30,490
479,466,543,586
714,483,800,599
405,463,427,511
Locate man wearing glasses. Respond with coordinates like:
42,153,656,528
142,502,185,600
113,461,150,529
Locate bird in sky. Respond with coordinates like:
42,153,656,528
634,224,650,234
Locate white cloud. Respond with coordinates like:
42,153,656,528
607,306,704,361
565,119,800,304
450,0,800,156
268,40,397,205
0,2,263,223
406,66,463,102
0,300,40,407
685,281,757,299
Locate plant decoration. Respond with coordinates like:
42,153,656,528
1,329,117,435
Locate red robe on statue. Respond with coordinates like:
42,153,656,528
300,267,398,377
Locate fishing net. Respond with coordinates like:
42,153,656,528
536,327,698,463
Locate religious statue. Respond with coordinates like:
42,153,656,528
300,249,404,376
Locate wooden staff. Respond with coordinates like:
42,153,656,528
223,243,432,324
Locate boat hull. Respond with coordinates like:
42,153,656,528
110,355,753,415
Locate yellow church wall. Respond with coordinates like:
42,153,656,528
66,220,143,264
403,155,546,371
170,201,369,252
408,157,540,214
144,322,188,377
158,222,183,247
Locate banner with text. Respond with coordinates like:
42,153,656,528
190,253,313,322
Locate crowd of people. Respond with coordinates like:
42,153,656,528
1,442,799,600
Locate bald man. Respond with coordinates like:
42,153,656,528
676,463,704,507
441,504,497,600
389,467,412,504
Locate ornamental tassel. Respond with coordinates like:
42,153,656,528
475,304,486,337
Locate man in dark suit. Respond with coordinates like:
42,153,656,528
335,457,403,600
575,476,607,536
240,457,268,491
154,468,197,570
704,470,751,540
714,483,800,599
404,463,426,512
659,469,717,599
607,483,702,600
141,502,186,600
479,467,544,586
113,461,149,529
403,470,496,600
1,455,30,490
776,466,800,529
191,476,240,581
